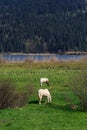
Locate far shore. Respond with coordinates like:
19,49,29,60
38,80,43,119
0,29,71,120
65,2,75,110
0,51,87,55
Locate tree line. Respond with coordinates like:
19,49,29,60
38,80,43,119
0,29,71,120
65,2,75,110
0,0,87,53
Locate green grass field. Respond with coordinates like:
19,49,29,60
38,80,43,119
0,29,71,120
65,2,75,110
0,61,87,130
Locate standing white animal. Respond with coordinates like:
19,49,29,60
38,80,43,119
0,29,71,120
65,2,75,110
38,89,52,104
40,78,49,87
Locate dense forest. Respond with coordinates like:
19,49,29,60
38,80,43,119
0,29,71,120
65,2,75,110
0,0,87,53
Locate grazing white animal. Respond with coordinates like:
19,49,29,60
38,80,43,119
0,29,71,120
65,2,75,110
40,78,49,87
38,89,52,104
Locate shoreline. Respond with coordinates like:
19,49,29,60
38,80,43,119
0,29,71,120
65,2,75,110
0,51,87,55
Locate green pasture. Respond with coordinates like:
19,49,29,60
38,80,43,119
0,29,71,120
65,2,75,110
0,62,87,130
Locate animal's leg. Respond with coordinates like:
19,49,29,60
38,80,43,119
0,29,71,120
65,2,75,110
40,82,42,87
47,97,50,102
39,100,41,104
50,97,51,102
47,96,51,103
39,96,42,104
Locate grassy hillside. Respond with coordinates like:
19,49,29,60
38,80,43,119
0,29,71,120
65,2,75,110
0,61,87,130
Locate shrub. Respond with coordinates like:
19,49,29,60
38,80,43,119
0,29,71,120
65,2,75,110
69,67,87,111
0,79,33,109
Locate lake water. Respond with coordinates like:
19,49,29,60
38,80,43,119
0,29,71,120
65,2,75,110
0,53,86,62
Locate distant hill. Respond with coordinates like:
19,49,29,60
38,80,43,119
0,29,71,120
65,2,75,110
0,0,87,53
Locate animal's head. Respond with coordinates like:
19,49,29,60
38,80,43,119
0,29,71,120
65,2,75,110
46,81,49,86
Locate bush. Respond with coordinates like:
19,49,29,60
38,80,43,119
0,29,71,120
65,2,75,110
0,79,33,109
69,67,87,111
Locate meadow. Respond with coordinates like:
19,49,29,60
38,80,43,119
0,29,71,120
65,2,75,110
0,60,87,130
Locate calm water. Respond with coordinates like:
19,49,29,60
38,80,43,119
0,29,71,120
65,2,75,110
0,53,86,62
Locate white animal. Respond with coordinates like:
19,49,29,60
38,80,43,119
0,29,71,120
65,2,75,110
38,89,52,104
40,78,49,87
